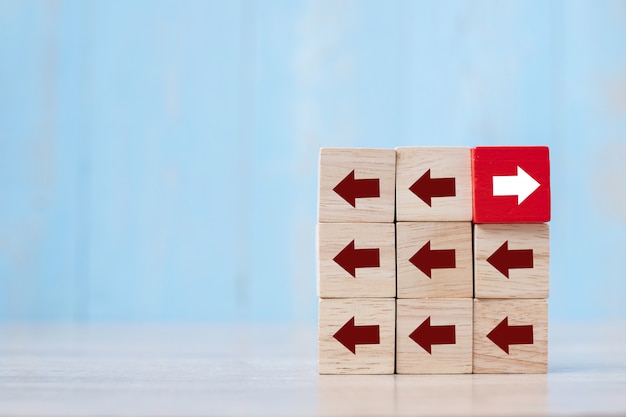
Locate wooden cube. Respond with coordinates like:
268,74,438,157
472,146,551,223
318,223,395,298
473,298,548,373
318,148,396,223
396,298,473,374
474,224,549,299
396,147,472,221
319,298,395,374
396,222,473,298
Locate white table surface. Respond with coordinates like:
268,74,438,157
1,322,625,416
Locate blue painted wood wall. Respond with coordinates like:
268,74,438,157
1,0,626,322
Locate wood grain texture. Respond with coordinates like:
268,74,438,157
396,298,473,374
318,148,396,223
317,223,395,298
396,147,472,221
473,298,548,374
318,298,395,374
396,222,473,298
474,224,550,299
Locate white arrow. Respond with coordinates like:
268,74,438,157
492,166,540,205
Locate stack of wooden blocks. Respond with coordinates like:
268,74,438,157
317,146,550,374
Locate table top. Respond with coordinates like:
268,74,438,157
1,322,625,417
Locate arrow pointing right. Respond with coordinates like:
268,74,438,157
333,316,380,354
487,241,534,278
492,166,540,205
487,317,534,354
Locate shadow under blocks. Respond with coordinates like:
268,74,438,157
317,146,550,374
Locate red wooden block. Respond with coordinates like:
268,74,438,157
472,146,551,223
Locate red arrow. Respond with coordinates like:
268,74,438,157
409,241,456,278
333,170,380,207
487,241,534,278
333,240,380,278
333,316,380,354
409,169,456,206
487,317,534,354
409,317,456,354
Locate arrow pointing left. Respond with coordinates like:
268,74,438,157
487,317,534,354
409,241,456,278
333,170,380,207
409,169,456,207
333,240,380,278
487,241,534,278
409,317,456,354
333,317,380,354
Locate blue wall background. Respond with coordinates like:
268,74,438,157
1,0,626,323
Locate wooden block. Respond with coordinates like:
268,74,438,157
473,298,548,373
472,146,551,223
474,223,549,299
318,148,396,223
396,298,473,374
396,222,473,298
396,147,472,221
317,223,395,298
318,298,395,374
